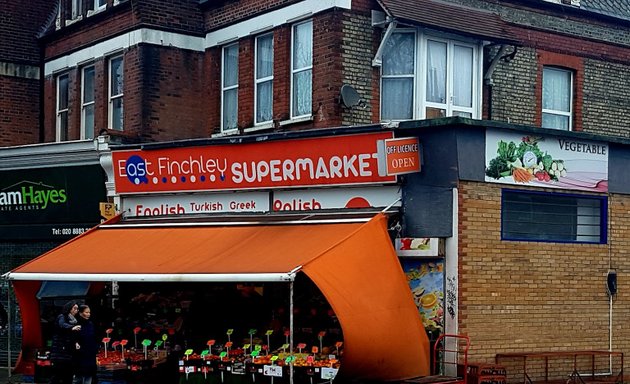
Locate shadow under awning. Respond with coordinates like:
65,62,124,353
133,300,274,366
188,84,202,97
36,281,90,299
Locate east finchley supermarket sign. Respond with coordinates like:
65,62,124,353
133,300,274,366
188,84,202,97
112,132,397,194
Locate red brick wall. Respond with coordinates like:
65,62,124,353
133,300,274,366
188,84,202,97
45,6,135,59
312,11,343,128
0,0,56,145
0,0,54,63
203,47,221,133
123,45,206,142
0,76,41,146
203,0,299,30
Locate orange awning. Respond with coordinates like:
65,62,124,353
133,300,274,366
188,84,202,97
6,213,429,381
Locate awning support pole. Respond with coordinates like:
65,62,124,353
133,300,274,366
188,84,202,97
289,281,294,384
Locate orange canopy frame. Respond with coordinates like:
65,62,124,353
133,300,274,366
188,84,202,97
5,213,429,381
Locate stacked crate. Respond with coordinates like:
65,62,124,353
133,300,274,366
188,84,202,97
96,363,128,384
467,363,507,384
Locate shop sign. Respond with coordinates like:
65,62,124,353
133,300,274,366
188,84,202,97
485,129,608,192
123,192,269,217
384,137,421,175
100,202,116,220
395,238,444,257
263,365,283,377
272,186,401,212
112,132,396,195
0,165,106,240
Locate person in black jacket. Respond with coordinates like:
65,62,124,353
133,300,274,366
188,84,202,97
49,301,81,384
73,305,98,384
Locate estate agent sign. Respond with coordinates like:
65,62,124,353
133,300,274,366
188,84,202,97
0,165,107,240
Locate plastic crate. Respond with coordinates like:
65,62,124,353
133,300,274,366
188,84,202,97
467,363,507,376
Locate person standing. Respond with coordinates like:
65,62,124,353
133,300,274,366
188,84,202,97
49,301,81,384
73,305,98,384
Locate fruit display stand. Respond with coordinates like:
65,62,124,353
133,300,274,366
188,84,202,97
95,335,171,384
177,334,341,384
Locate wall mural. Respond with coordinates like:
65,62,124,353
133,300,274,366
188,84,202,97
403,260,444,331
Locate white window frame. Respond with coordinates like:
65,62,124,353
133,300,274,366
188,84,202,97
542,66,573,131
56,74,69,142
88,0,107,16
71,0,82,20
94,0,106,11
81,65,95,140
380,29,481,122
254,33,274,126
290,19,313,119
380,29,417,121
108,55,124,131
221,43,239,133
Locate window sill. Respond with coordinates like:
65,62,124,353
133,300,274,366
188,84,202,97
65,16,83,26
243,123,274,133
279,115,313,126
211,129,239,138
87,7,106,17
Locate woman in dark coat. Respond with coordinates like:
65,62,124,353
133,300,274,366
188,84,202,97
49,301,81,384
73,304,98,384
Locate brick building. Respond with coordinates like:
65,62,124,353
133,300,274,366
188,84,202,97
3,0,630,379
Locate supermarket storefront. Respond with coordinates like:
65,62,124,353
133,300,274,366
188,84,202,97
6,129,430,382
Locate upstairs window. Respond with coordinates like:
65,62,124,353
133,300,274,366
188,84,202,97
255,33,274,125
108,56,124,131
71,0,82,19
222,43,239,132
291,20,313,119
81,65,95,139
381,30,479,122
381,31,415,120
542,67,573,130
94,0,106,11
502,189,606,244
56,74,69,142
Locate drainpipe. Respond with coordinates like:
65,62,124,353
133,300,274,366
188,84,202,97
372,19,397,67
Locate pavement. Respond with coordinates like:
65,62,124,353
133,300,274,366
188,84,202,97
0,369,24,384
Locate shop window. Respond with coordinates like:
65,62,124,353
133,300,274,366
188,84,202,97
501,189,606,243
81,65,95,140
108,55,124,131
221,43,239,132
291,20,313,119
56,74,69,142
255,33,274,125
381,30,479,122
542,67,573,130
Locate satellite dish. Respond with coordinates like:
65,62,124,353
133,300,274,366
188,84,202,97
340,84,362,108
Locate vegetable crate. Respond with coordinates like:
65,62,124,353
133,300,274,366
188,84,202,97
467,363,506,384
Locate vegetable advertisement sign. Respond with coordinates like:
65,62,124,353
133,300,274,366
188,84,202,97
485,129,608,192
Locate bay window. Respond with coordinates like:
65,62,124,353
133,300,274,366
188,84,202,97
381,30,480,121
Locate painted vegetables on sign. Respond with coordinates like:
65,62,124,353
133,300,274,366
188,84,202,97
486,136,566,183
